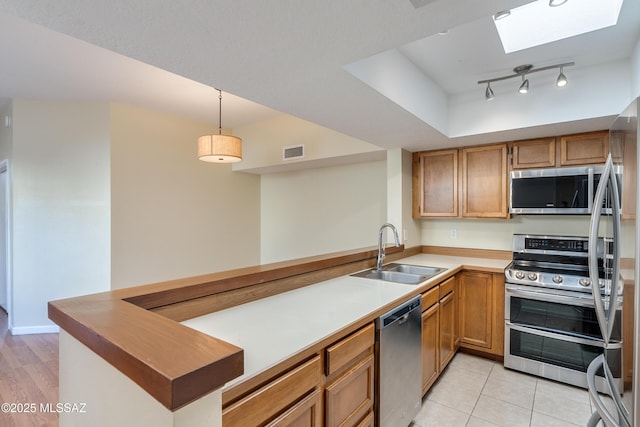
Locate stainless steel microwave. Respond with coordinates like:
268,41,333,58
510,166,604,214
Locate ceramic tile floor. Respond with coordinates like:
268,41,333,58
411,352,597,427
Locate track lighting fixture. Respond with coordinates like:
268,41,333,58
556,66,567,87
477,62,573,100
518,75,529,94
485,83,495,101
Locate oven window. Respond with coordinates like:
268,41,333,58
509,296,621,341
509,329,621,377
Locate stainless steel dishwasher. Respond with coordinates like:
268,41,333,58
376,295,422,427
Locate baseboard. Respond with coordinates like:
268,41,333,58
10,324,60,335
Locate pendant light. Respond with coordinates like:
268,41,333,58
198,89,242,163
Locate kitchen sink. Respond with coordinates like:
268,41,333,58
351,263,445,285
385,263,444,277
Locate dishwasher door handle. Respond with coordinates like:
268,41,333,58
397,313,410,325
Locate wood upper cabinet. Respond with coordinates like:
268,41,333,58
511,137,556,169
461,144,509,218
511,131,609,169
559,131,609,166
413,149,458,217
458,271,504,356
413,144,508,219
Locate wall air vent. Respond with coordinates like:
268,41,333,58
283,144,304,161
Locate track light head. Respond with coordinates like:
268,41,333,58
485,83,495,101
518,75,529,94
556,67,568,87
549,0,568,6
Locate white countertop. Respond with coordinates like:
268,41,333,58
181,254,510,389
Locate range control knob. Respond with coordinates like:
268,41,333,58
552,275,563,284
515,271,525,280
527,273,538,281
600,281,605,289
579,278,591,287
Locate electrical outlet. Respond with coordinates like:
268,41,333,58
403,229,408,241
450,229,457,239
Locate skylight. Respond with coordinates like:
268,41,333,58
494,0,624,53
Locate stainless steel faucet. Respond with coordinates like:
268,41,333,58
377,223,401,271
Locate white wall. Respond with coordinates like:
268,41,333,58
110,104,261,288
449,60,631,139
260,160,387,264
10,100,111,333
631,36,640,99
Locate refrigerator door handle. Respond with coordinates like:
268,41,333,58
588,154,621,345
587,354,621,427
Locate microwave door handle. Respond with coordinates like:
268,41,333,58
589,155,613,344
587,354,622,427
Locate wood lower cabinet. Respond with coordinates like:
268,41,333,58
223,356,323,427
421,299,439,394
324,324,375,427
325,354,374,427
223,323,375,427
459,271,504,356
439,291,456,369
267,389,322,427
421,275,459,395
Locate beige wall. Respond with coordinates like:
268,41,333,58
110,104,261,288
420,215,635,257
10,100,111,332
260,160,387,264
234,114,384,174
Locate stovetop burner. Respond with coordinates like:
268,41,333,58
507,234,612,294
506,261,606,293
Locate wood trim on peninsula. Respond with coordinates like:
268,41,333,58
48,244,414,411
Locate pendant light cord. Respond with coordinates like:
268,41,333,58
217,89,222,135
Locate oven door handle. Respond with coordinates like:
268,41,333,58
505,286,595,308
506,322,622,349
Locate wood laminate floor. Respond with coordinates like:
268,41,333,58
0,310,59,427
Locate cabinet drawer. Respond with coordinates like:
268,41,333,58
439,276,455,299
325,353,375,427
223,356,322,426
266,389,322,427
422,286,439,310
326,324,374,376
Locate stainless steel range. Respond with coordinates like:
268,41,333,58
504,234,622,392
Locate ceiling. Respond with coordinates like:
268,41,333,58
0,0,638,152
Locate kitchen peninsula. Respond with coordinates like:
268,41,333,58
49,245,510,426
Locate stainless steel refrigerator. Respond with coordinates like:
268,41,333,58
587,98,638,426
